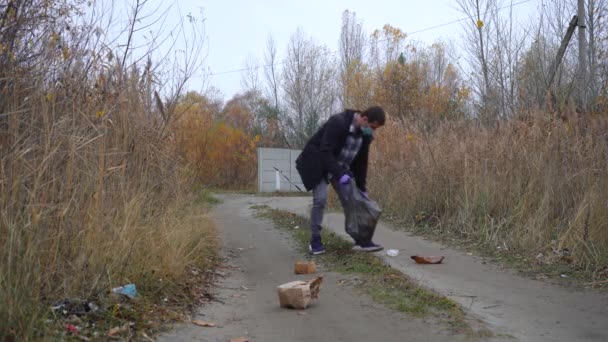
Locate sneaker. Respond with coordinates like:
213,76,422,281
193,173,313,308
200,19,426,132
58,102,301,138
309,237,326,255
353,241,384,252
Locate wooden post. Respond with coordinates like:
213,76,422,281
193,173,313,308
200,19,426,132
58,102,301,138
547,15,578,92
578,0,587,112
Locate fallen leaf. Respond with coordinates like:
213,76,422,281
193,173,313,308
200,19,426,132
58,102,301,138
410,255,445,264
230,338,250,342
192,320,217,327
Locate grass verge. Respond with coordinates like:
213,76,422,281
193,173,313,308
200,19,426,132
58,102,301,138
328,190,606,290
367,115,608,289
380,207,608,290
4,190,220,341
253,206,493,339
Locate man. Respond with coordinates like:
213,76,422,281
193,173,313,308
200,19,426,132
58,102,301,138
296,106,386,255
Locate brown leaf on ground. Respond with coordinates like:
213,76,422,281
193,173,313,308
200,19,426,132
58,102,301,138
192,320,217,327
410,255,445,264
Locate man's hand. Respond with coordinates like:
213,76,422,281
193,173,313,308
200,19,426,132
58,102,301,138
339,174,351,185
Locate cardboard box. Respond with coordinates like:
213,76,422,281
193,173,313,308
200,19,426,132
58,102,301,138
277,277,323,309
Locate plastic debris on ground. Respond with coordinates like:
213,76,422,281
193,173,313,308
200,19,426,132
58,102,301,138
111,284,137,298
386,249,399,257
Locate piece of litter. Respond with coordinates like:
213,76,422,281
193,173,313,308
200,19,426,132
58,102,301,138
560,274,569,278
66,324,79,335
466,252,473,256
192,320,217,327
87,302,99,312
111,284,137,298
386,249,399,257
294,225,300,229
411,255,445,264
294,260,317,274
277,277,323,310
297,311,308,316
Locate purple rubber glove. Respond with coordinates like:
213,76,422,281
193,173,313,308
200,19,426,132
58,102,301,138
339,174,351,185
361,191,369,199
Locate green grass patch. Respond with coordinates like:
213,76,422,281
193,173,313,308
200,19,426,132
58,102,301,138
253,207,489,337
194,188,222,205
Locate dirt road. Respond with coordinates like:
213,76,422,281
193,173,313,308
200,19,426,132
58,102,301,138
158,194,470,342
159,194,608,342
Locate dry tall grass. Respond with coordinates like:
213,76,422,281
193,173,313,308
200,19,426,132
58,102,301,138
0,2,215,340
369,110,608,273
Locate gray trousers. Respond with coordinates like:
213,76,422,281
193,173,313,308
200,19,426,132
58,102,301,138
310,180,353,241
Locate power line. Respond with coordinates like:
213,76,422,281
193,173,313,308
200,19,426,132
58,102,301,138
189,0,533,79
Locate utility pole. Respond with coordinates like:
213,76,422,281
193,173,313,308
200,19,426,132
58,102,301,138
547,16,578,93
578,0,587,112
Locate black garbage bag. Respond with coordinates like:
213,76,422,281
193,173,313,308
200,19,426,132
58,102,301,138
343,182,382,244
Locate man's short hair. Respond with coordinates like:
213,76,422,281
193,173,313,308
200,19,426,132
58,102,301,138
362,106,386,125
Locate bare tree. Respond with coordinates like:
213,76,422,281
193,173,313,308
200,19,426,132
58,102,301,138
241,54,261,93
262,34,292,147
583,0,608,106
525,0,607,110
264,34,281,112
456,0,498,121
339,10,366,107
488,0,529,117
282,28,337,147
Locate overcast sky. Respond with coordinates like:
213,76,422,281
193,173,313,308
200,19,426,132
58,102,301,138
117,0,537,100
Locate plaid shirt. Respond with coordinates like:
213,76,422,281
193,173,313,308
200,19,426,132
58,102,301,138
337,117,363,170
